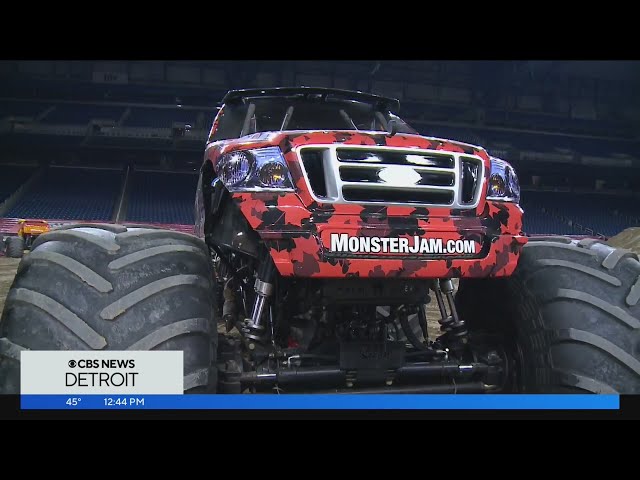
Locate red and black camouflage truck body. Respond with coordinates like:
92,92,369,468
196,88,526,280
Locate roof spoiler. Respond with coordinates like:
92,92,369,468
222,87,400,112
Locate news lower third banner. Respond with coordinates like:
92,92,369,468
21,351,183,395
19,351,620,410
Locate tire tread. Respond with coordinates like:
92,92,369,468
457,236,640,393
0,224,216,393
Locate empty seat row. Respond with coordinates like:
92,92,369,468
520,190,639,236
6,168,122,221
124,108,204,129
43,104,126,125
125,171,198,224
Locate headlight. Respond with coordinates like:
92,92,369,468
486,157,520,203
216,147,295,192
219,151,251,186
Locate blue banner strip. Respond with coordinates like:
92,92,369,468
20,394,619,410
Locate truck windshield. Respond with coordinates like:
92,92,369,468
210,95,417,142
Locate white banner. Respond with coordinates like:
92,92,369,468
21,351,183,394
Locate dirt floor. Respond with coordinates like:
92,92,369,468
606,227,640,255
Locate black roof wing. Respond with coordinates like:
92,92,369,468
222,87,401,112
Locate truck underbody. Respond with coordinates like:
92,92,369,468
214,276,511,394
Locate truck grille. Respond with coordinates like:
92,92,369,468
298,145,484,208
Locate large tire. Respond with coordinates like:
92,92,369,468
5,237,24,259
0,224,217,393
456,236,640,393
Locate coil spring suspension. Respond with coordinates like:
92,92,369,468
432,279,469,350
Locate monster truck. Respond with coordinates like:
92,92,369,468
3,220,51,259
1,87,639,394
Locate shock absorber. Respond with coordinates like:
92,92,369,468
432,280,453,333
242,260,276,345
433,279,469,348
222,283,237,332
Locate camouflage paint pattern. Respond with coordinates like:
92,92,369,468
203,131,526,278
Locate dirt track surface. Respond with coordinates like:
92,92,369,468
607,227,640,255
0,257,20,316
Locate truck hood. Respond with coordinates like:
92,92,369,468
206,130,490,162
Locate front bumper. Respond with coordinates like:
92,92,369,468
264,231,526,278
232,192,527,279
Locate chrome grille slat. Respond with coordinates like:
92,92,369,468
340,182,454,192
337,162,457,173
297,145,485,209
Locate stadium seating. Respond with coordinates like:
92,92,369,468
417,123,639,159
43,104,125,125
520,200,581,235
520,190,638,237
0,100,50,119
124,108,200,129
522,211,580,235
6,168,122,220
0,165,35,204
2,96,637,158
125,171,197,224
1,92,638,235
